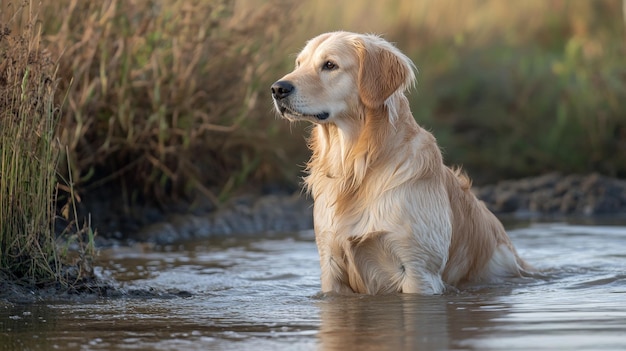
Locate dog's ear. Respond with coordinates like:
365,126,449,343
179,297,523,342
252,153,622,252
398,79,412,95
355,36,415,110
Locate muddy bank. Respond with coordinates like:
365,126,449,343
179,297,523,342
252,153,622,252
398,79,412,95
130,173,626,245
475,173,626,218
133,193,314,244
0,279,193,304
0,267,194,303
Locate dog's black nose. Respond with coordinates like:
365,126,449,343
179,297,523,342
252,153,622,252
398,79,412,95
271,81,294,100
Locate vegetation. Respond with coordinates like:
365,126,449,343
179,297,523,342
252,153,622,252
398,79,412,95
299,0,626,183
0,1,95,289
0,1,61,284
41,0,301,206
12,0,623,210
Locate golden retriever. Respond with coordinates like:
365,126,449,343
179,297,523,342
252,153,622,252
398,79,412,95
271,31,531,295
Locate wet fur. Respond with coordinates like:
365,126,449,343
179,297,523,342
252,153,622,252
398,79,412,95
272,31,531,294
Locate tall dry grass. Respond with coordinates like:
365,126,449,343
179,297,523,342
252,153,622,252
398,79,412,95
0,1,61,284
41,0,301,206
1,1,98,288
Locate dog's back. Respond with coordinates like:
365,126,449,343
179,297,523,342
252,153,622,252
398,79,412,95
442,169,530,285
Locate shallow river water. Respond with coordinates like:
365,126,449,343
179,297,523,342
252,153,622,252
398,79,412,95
2,221,626,350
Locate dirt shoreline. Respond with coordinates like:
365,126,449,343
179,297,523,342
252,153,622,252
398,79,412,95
95,173,626,245
474,173,626,218
2,172,625,303
130,172,626,245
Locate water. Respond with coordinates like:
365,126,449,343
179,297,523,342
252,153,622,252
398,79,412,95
2,222,626,350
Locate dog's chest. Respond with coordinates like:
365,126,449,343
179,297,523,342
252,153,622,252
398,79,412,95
310,172,453,294
312,182,400,238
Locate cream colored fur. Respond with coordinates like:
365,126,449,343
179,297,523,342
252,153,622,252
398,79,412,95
271,31,531,295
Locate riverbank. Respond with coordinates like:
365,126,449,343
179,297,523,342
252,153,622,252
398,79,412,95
475,173,626,218
3,172,625,303
115,173,626,245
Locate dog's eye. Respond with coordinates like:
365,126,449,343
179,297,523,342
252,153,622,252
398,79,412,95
322,61,337,70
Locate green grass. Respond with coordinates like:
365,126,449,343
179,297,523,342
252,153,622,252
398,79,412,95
299,0,626,183
414,39,626,182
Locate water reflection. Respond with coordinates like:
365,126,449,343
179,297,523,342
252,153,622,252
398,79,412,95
318,294,449,350
317,290,521,351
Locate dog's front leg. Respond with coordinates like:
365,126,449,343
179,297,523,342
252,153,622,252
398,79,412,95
399,264,446,294
396,231,450,294
317,234,354,294
319,255,354,294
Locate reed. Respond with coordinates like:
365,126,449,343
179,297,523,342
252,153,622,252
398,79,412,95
0,0,98,289
40,0,301,205
0,1,61,284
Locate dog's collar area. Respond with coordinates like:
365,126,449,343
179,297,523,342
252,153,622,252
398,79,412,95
278,104,329,120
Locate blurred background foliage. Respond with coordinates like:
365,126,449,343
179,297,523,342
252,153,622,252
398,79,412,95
39,0,300,207
4,0,625,211
298,0,626,183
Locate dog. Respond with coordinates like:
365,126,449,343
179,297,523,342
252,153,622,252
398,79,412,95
271,31,531,295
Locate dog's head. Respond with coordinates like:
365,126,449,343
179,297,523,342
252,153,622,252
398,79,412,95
271,31,416,124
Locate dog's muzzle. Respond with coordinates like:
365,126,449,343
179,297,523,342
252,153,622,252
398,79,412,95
271,80,329,120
